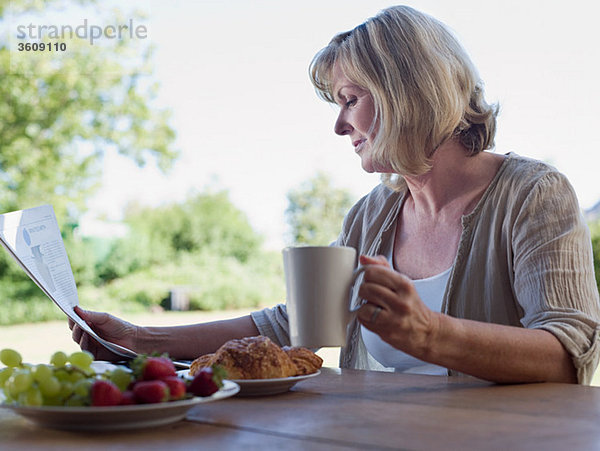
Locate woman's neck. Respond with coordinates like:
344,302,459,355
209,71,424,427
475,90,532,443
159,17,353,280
403,141,504,221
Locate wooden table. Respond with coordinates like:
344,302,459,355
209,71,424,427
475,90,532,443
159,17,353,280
2,367,600,450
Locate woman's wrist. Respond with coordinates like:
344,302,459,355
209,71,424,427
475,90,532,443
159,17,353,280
416,311,445,364
134,325,170,355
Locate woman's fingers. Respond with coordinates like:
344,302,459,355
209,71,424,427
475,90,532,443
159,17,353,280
358,282,398,309
361,265,413,297
71,324,83,344
356,302,387,326
355,264,414,325
69,307,131,361
359,254,390,268
74,307,110,329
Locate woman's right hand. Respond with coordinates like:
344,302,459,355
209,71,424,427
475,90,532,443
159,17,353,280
69,306,140,362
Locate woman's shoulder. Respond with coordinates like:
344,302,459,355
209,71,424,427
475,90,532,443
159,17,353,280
485,152,579,217
495,152,573,196
501,152,567,183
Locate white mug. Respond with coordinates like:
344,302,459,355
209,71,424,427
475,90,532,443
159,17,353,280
282,246,365,348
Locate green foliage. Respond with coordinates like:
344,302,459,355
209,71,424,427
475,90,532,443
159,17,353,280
91,189,284,314
102,251,284,312
126,191,261,261
0,267,62,325
0,187,283,324
0,1,287,324
0,1,177,221
63,233,101,287
0,0,180,323
285,172,354,246
589,221,600,294
97,190,263,284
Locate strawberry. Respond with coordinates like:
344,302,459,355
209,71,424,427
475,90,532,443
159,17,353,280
161,376,187,401
119,390,137,405
131,355,176,381
90,380,122,407
187,365,226,397
133,380,170,404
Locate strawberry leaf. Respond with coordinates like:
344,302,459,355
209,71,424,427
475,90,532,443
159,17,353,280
211,364,227,388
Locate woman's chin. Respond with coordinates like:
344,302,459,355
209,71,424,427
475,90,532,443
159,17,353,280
360,157,392,174
361,164,376,173
359,156,376,173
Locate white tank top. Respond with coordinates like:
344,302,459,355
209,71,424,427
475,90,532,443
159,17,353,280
361,224,451,375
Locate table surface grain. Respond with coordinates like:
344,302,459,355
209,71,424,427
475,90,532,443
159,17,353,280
2,367,600,450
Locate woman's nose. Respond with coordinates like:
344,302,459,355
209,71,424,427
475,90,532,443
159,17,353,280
334,111,352,136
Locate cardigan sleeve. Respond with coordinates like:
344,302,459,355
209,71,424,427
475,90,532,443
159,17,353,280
250,304,291,347
512,171,600,384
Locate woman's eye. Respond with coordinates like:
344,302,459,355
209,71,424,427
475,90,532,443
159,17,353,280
345,98,357,108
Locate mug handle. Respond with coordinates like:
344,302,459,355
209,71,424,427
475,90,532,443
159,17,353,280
348,266,367,313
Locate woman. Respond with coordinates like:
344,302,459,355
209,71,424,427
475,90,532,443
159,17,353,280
71,5,600,384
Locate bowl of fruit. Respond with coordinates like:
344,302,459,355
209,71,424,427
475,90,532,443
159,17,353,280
0,348,239,431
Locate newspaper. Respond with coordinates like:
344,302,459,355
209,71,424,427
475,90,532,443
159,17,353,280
0,204,137,360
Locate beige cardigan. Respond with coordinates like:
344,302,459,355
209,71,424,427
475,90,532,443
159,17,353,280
251,153,600,384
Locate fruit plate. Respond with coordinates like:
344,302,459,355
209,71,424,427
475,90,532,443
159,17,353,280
179,369,320,397
0,380,239,432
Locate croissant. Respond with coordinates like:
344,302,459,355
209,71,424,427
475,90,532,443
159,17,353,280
282,346,323,376
189,336,322,379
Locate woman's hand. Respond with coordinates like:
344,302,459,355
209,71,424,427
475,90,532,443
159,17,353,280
69,306,140,361
355,255,439,359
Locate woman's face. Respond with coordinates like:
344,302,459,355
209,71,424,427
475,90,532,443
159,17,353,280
331,64,385,173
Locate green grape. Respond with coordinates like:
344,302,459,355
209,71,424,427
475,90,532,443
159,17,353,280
39,376,61,398
0,367,14,388
7,380,19,398
9,370,33,394
33,364,52,382
22,387,43,406
54,369,69,382
73,378,93,397
50,351,68,367
68,371,85,383
2,386,14,403
68,351,94,370
0,348,22,367
59,381,74,399
109,367,133,392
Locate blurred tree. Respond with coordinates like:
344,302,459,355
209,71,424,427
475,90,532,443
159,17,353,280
0,0,178,220
285,172,354,246
97,190,263,283
0,0,177,320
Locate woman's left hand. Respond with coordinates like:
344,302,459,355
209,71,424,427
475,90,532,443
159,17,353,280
356,255,440,359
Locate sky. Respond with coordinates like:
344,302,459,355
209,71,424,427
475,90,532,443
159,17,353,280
10,0,600,248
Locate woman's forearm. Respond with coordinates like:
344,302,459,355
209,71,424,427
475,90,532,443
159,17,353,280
426,314,577,383
137,315,260,360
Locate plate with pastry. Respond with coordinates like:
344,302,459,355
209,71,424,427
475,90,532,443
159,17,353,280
184,336,323,396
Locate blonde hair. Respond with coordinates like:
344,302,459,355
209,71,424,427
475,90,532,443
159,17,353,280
310,5,498,185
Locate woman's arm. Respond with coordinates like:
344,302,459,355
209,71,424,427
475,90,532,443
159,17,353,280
427,314,577,383
70,307,260,361
138,316,260,360
356,256,577,383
